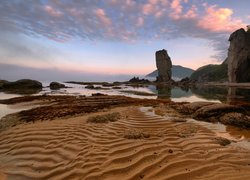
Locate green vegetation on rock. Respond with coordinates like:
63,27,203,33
190,61,228,82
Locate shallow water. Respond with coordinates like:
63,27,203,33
1,82,250,139
141,106,250,150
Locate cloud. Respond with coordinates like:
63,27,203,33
170,0,183,19
0,0,247,62
94,8,112,26
198,5,246,32
44,5,63,17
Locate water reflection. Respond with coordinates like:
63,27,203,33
190,86,228,103
156,84,171,99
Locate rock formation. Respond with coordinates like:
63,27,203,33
155,49,172,82
228,28,250,83
50,82,66,90
1,79,42,94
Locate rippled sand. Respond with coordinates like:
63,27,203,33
0,106,250,180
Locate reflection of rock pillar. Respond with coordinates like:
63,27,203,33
156,84,171,99
227,87,236,105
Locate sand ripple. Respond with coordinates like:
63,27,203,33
0,106,250,180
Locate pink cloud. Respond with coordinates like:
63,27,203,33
198,6,246,32
44,5,63,17
94,8,112,26
184,5,197,19
170,0,183,19
142,3,155,15
136,17,144,27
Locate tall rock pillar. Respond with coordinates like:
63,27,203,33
228,28,250,83
155,49,172,82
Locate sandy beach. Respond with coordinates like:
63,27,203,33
0,98,250,179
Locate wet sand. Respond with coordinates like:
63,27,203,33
0,105,250,180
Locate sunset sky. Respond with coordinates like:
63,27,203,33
0,0,249,80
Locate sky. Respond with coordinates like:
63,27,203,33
0,0,249,81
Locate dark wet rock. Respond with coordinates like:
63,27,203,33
112,86,122,89
3,79,42,89
175,77,197,88
0,80,8,89
220,113,250,128
177,101,250,129
85,85,109,90
170,117,187,122
102,82,115,87
177,102,217,114
128,77,150,83
155,49,172,82
228,28,250,83
193,103,245,120
91,93,107,96
49,82,66,90
85,85,95,89
1,79,42,94
214,137,231,146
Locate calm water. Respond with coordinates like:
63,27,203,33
1,82,250,120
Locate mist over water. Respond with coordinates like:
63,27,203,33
0,63,143,82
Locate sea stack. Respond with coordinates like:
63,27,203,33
228,27,250,83
155,49,172,82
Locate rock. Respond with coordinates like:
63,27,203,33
2,79,42,94
128,77,150,83
193,103,245,120
176,77,197,88
177,101,250,128
228,28,250,83
178,102,217,114
102,82,114,87
49,82,66,90
214,137,231,146
85,85,95,89
91,93,106,96
112,86,122,89
155,49,172,82
220,112,250,128
0,80,8,89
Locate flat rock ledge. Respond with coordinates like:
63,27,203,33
176,102,250,129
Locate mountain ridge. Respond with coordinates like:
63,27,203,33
146,65,194,80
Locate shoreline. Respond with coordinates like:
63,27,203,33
203,82,250,88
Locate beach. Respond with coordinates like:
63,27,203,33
0,95,250,179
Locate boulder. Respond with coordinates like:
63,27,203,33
85,85,95,89
177,101,250,128
0,80,8,89
228,28,250,82
193,103,245,119
155,49,172,82
2,79,42,89
2,79,42,94
49,82,66,90
220,112,250,129
128,77,150,83
178,102,217,114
